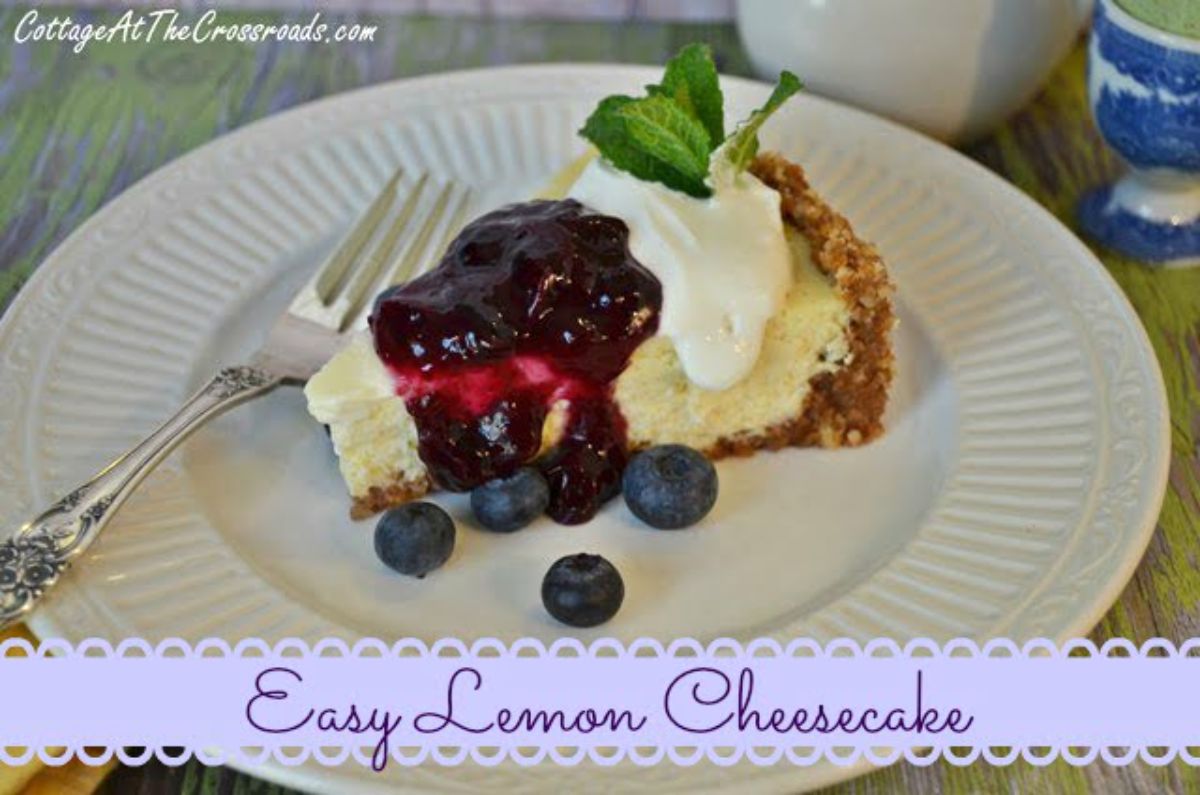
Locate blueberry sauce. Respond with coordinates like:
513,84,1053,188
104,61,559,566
370,199,661,524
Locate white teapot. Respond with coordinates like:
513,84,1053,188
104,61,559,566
736,0,1094,142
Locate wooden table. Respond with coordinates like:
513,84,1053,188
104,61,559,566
1,6,1197,794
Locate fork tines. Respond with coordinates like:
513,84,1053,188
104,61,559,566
288,170,473,333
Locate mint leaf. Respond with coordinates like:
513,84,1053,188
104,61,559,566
724,71,803,173
579,43,803,197
620,97,712,186
581,95,713,198
648,43,724,144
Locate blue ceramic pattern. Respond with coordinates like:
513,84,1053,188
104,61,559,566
1092,2,1200,171
1079,1,1200,265
1094,2,1200,92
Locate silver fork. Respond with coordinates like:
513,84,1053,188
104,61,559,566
0,170,473,631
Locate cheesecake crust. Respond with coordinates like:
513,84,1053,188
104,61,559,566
708,151,895,455
347,152,894,518
352,477,432,520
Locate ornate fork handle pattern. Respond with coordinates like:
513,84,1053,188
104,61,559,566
0,365,281,631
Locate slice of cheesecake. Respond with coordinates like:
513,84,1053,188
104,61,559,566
306,151,894,520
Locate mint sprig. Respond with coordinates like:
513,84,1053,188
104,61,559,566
579,43,802,198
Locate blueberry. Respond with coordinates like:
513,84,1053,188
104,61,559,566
622,444,718,529
470,467,550,532
374,502,455,577
541,553,624,628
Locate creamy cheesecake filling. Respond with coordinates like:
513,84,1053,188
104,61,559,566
306,331,425,501
616,227,848,451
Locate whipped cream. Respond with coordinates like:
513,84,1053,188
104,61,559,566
569,153,792,391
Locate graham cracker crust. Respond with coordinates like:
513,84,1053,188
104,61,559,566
702,152,896,456
347,152,895,517
351,477,431,520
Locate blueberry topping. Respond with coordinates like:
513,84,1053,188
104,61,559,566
369,200,662,522
622,444,718,529
541,553,624,628
470,467,551,532
373,502,455,577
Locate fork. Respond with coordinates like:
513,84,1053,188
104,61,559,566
0,170,473,631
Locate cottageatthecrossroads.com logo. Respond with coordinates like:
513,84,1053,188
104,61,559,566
12,8,378,54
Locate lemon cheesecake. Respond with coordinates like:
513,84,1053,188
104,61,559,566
305,48,895,524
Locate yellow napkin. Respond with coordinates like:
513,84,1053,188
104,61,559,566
0,626,115,795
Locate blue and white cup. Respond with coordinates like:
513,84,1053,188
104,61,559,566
1079,0,1200,267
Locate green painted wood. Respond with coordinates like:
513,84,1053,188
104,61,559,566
1,6,1197,794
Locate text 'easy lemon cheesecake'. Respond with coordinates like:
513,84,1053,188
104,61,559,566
306,46,895,524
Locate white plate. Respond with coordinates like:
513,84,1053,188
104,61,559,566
0,66,1169,792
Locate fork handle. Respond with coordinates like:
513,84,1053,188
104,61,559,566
0,365,282,631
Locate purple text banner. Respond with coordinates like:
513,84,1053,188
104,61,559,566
1,639,1199,768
